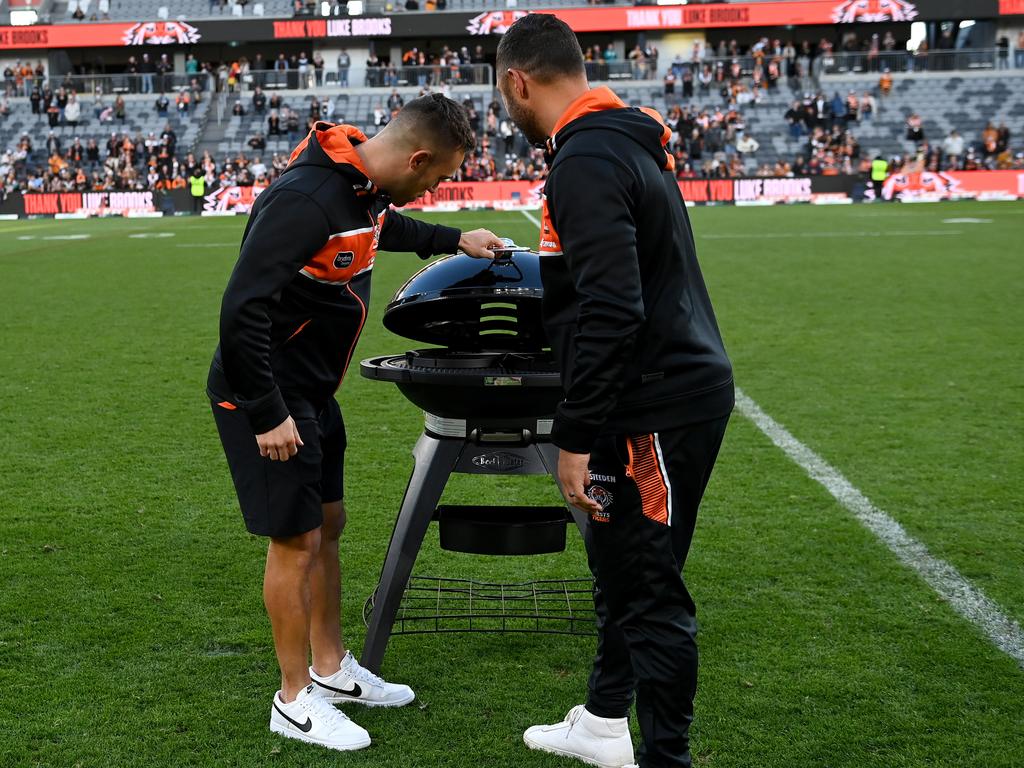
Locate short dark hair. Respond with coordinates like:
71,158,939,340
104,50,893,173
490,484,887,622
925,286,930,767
496,14,586,84
393,93,476,153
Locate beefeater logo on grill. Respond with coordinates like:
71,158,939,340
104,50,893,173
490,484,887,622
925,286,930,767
466,11,528,36
471,452,527,471
831,0,918,23
122,20,201,46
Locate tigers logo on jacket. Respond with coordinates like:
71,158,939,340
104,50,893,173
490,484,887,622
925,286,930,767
831,0,918,23
122,21,201,46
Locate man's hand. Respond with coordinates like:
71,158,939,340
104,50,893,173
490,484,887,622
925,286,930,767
558,449,602,515
459,228,504,259
256,416,304,462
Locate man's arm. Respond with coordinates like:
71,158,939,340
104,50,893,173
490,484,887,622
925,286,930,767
547,155,645,455
378,209,502,259
219,189,330,434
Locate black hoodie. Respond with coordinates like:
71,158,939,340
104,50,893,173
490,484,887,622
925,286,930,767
207,123,461,433
539,87,733,453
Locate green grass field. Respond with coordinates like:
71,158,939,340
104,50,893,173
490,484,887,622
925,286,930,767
1,202,1022,768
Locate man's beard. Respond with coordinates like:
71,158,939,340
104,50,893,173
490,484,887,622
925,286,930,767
505,96,547,147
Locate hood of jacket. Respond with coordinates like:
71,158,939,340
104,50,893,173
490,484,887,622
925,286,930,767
285,121,378,192
547,86,675,172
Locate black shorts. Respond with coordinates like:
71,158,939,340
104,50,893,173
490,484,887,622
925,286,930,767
211,397,346,538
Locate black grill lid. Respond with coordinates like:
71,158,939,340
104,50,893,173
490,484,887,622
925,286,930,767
383,245,547,350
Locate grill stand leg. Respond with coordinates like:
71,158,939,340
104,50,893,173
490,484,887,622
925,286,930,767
361,432,463,674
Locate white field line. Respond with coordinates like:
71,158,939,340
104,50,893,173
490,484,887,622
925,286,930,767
520,209,542,228
698,229,961,239
735,388,1024,669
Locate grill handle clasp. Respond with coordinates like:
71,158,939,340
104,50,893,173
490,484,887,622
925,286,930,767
469,427,535,446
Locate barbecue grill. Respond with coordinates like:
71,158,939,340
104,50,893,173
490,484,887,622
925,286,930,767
359,243,592,673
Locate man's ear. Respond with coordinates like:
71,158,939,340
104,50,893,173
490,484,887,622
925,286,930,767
409,149,433,171
507,69,528,99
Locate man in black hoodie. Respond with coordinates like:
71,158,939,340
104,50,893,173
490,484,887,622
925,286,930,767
497,16,733,768
208,95,503,752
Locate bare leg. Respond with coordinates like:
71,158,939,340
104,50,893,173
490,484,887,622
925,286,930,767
265,527,321,702
310,500,347,677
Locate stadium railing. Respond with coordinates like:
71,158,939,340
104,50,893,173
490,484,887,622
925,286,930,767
10,65,496,95
684,48,1005,79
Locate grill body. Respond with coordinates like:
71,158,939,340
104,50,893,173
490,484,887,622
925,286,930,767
358,250,591,672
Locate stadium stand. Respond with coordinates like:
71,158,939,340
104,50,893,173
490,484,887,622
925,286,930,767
3,66,1022,195
0,90,209,192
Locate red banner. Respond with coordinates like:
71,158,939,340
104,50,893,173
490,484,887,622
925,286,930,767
7,172,1019,218
881,170,1024,201
405,176,832,209
469,0,924,35
203,184,266,213
405,180,545,209
21,191,156,215
0,20,200,49
1000,0,1024,14
273,17,393,39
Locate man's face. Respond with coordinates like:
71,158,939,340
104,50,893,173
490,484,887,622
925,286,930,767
498,73,547,147
388,147,464,207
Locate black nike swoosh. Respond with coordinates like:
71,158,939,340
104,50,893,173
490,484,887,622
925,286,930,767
274,702,313,733
313,679,362,698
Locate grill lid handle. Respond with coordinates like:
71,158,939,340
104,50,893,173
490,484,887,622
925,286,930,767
490,237,533,262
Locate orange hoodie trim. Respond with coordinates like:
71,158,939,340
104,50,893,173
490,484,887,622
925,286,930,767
288,123,373,182
638,106,676,172
551,86,626,138
550,87,674,172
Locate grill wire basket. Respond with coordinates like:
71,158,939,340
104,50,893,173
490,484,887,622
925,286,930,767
363,576,597,637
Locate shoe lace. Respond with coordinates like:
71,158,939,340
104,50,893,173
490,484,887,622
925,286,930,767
349,663,386,687
303,693,352,729
562,705,585,738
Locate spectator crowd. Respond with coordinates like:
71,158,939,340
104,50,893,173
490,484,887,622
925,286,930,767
4,33,1024,197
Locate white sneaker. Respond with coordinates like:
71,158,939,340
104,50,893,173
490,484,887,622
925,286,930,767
310,651,416,708
269,683,371,751
523,705,637,768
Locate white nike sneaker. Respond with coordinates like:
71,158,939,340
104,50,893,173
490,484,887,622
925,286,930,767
310,651,416,708
524,705,637,768
269,682,371,751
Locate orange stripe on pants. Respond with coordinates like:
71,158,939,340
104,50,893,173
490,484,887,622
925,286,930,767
626,434,669,525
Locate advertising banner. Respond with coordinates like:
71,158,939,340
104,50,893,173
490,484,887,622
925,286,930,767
404,180,544,210
18,190,157,215
0,0,1001,50
203,184,267,213
456,0,995,37
880,170,1024,201
0,15,398,51
2,172,1019,217
272,17,394,40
